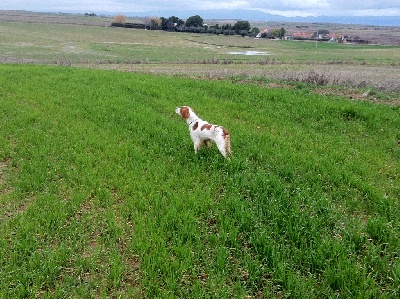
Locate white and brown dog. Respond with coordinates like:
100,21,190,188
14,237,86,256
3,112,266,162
175,106,231,158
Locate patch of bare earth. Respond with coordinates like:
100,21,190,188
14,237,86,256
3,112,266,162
0,158,33,221
314,88,400,106
0,158,13,200
82,62,400,97
230,72,400,106
0,159,9,194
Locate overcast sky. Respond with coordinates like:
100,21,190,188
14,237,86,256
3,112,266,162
2,0,400,17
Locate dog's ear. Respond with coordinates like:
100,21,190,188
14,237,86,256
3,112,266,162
180,106,190,119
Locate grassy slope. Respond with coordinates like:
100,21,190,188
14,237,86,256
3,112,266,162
0,65,399,298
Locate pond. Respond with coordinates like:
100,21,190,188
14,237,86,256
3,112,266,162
227,51,268,55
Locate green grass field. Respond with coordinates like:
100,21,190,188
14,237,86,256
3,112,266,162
0,64,399,298
1,21,399,65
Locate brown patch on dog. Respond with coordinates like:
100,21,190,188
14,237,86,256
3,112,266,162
201,124,213,131
180,106,190,119
221,127,230,139
193,122,199,130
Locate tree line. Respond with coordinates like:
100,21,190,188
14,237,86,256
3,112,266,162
111,14,287,38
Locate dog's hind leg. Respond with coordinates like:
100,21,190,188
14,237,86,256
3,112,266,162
225,136,231,158
216,137,231,159
216,141,228,158
204,140,212,148
193,139,203,153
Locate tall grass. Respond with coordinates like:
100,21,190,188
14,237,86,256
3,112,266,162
0,65,399,298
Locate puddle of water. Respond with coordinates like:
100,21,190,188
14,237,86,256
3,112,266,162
227,51,268,55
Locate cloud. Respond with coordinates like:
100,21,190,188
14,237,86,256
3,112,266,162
254,0,400,17
257,0,329,10
1,0,399,17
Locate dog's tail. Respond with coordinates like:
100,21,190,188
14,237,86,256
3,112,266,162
223,127,232,159
226,136,232,159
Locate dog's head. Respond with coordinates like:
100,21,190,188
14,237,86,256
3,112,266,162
175,106,192,120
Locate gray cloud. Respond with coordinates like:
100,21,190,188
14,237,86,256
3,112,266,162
2,0,399,17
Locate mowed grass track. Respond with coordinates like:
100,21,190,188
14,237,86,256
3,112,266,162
0,65,399,298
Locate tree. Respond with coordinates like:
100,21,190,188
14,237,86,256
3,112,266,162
250,27,260,37
313,29,329,38
150,17,162,30
279,27,286,38
260,29,273,39
113,14,126,25
185,15,203,27
160,17,169,30
232,21,251,33
169,16,184,27
272,27,286,39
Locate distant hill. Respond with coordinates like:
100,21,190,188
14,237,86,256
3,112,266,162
4,9,398,27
